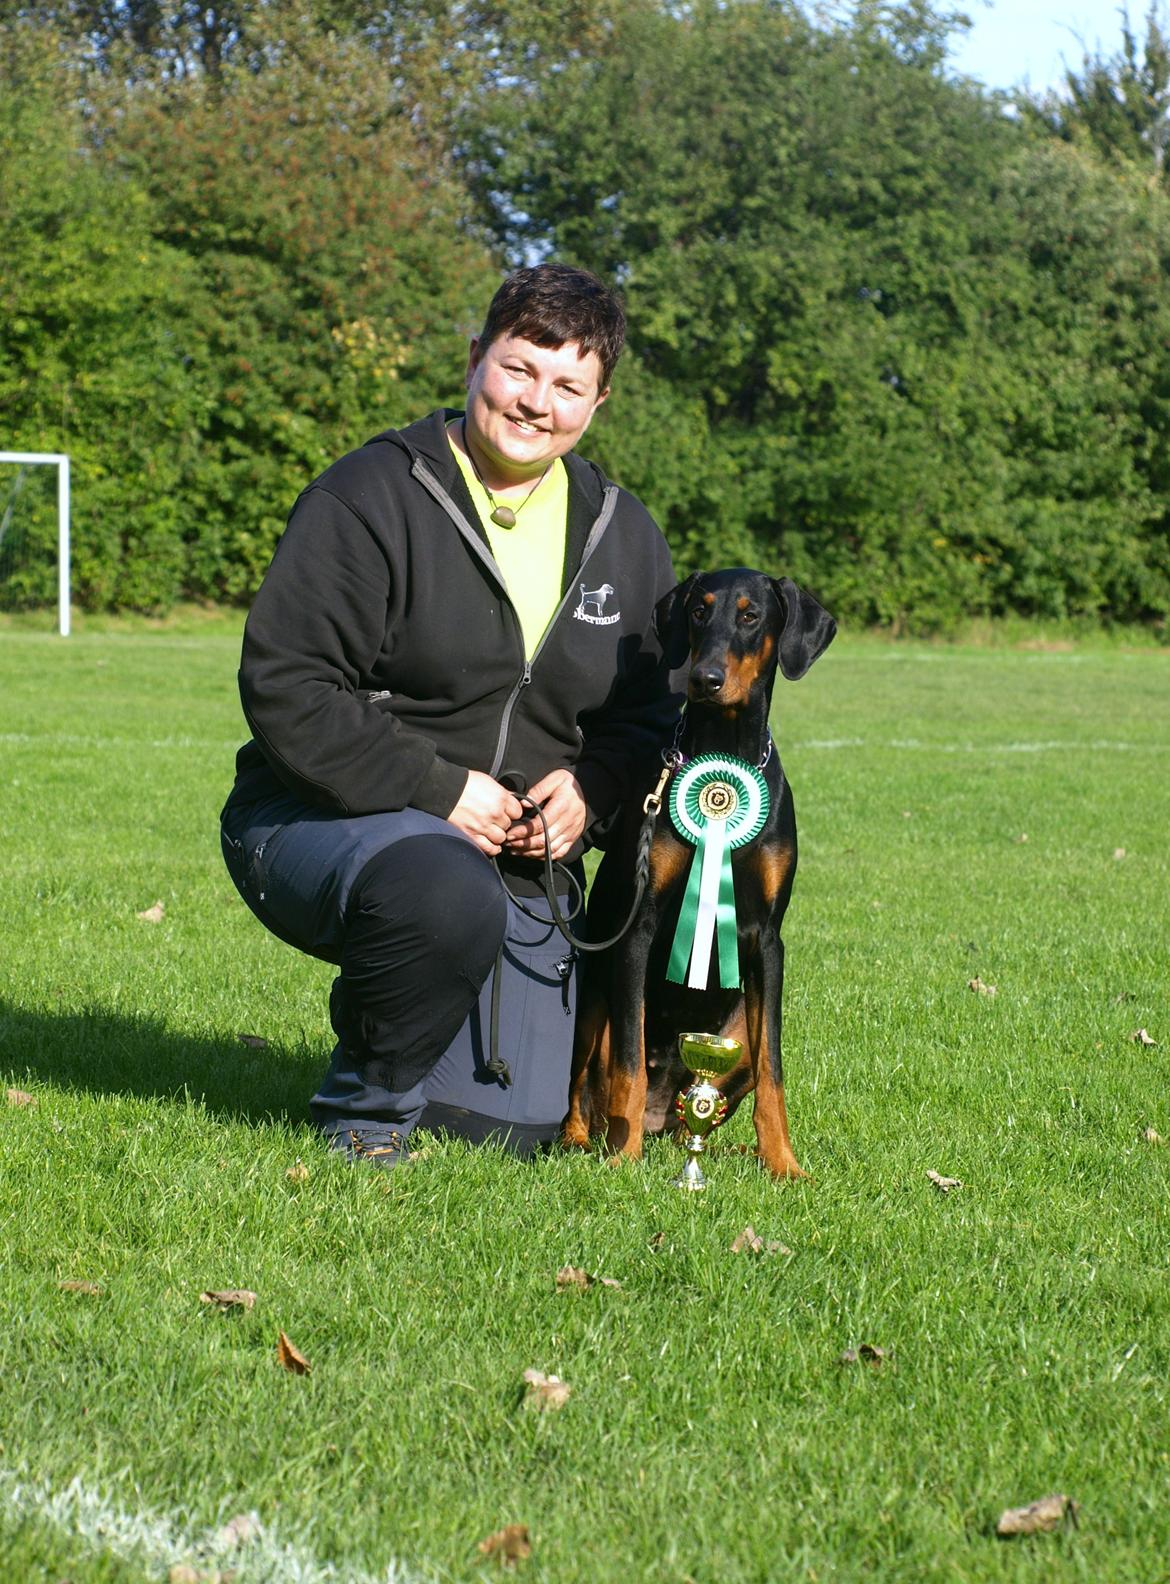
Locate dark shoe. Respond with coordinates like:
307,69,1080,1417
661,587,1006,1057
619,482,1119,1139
326,1126,411,1169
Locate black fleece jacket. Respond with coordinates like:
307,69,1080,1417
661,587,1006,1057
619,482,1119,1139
228,410,679,855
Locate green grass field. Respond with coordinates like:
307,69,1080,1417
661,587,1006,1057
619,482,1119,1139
1,621,1168,1583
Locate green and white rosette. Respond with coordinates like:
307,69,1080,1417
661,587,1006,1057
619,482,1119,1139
667,753,770,990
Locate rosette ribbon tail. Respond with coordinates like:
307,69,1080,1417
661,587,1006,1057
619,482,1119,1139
665,753,769,992
667,821,741,990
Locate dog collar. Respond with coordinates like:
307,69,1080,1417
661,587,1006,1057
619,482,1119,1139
641,723,773,822
662,712,773,774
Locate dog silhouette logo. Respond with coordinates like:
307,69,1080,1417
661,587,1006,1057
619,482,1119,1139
574,582,621,626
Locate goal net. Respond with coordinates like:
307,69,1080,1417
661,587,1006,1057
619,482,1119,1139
0,452,71,634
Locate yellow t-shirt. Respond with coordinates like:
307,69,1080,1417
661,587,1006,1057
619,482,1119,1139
450,438,568,660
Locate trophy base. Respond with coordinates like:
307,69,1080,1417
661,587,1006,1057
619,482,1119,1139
672,1145,708,1191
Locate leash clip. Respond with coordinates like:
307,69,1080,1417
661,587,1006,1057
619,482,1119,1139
643,761,673,817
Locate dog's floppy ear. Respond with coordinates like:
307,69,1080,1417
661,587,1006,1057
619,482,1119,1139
653,572,703,668
772,577,837,680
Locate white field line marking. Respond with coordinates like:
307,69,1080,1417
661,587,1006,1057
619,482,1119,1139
792,737,1167,754
0,1469,423,1584
0,732,238,750
4,731,1165,759
2,731,1165,755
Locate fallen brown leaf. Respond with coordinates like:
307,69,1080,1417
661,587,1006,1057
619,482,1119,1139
996,1493,1077,1536
136,900,165,923
6,1088,37,1108
648,1231,666,1249
276,1330,311,1374
521,1368,570,1411
926,1170,963,1193
839,1343,888,1367
477,1524,532,1566
1130,1028,1157,1047
1013,832,1028,844
285,1160,310,1182
58,1280,103,1296
731,1225,791,1255
1113,847,1127,861
1141,1126,1165,1145
555,1265,621,1292
215,1511,260,1549
236,1033,268,1050
968,977,997,996
200,1289,257,1312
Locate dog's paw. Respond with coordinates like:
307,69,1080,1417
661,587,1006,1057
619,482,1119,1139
762,1151,809,1182
776,1164,810,1182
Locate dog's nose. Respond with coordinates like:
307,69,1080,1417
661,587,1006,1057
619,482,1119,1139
689,664,726,698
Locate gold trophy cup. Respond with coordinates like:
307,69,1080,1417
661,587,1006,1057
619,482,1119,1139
672,1032,743,1190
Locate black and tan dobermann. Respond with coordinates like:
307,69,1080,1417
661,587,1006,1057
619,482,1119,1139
562,569,836,1179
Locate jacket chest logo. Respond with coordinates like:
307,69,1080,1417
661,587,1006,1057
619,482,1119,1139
574,581,621,626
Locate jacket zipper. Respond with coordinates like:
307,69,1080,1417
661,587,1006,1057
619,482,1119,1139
413,455,620,779
489,660,531,777
486,483,619,777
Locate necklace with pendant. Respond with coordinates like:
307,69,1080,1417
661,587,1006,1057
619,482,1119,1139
461,419,552,529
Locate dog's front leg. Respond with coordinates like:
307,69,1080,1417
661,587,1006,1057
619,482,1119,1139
562,984,609,1148
746,937,806,1180
605,941,648,1160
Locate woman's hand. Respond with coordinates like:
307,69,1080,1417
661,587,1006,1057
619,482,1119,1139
447,771,524,857
502,769,588,861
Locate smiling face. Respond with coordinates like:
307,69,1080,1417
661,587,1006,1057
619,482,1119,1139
463,333,609,489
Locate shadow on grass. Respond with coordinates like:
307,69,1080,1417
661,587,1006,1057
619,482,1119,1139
0,1000,320,1129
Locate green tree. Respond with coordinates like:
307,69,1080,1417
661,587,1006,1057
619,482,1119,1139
459,1,1013,622
100,15,499,599
0,0,258,79
1030,5,1170,184
0,21,202,609
460,0,1170,628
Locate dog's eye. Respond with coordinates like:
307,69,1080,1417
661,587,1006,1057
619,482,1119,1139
738,608,760,625
689,606,708,625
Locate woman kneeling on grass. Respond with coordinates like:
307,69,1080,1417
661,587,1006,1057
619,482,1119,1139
220,263,678,1167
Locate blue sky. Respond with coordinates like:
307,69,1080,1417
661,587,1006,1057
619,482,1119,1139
945,0,1141,93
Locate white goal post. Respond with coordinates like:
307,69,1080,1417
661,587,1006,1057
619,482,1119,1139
0,451,71,635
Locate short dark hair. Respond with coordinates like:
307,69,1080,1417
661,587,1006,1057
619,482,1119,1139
478,263,626,391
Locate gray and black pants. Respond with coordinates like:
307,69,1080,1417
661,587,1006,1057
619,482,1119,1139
220,789,579,1153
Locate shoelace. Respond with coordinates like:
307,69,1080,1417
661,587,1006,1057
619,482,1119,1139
349,1129,403,1159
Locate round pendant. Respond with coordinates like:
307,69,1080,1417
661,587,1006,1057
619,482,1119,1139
490,506,517,529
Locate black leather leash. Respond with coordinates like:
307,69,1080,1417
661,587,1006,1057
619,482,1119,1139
499,773,663,954
482,765,671,1087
